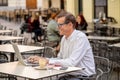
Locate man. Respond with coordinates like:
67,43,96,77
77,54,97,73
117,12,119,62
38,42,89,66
47,12,61,48
28,11,96,80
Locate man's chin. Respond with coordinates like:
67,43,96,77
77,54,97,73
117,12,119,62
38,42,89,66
59,32,62,35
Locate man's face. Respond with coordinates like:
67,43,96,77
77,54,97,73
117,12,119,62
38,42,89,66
57,17,70,36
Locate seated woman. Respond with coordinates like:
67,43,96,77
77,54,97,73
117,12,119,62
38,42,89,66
31,13,43,42
76,14,88,30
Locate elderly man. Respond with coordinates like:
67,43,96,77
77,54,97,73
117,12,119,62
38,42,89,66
28,11,96,80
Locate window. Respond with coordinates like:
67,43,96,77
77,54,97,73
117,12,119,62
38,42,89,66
0,0,8,6
94,0,107,18
78,0,83,13
48,0,52,8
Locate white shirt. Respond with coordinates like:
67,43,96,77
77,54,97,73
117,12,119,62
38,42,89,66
49,30,96,76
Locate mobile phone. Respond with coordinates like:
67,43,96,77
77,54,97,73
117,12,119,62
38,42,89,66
60,67,68,70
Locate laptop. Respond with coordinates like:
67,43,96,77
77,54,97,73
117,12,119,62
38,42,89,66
11,42,39,66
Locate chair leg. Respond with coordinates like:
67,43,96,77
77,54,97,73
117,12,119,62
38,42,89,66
117,67,120,80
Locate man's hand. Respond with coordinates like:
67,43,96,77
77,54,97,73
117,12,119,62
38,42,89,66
27,56,40,63
27,56,49,64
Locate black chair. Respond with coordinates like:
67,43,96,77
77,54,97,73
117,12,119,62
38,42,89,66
77,56,110,80
0,53,8,63
42,46,56,58
0,53,17,80
108,46,120,80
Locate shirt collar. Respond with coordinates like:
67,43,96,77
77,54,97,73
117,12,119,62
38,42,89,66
65,30,76,41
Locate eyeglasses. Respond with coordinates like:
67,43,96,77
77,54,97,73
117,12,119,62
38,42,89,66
57,23,66,27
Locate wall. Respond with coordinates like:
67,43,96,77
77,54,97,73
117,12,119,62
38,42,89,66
108,0,120,24
51,0,60,8
83,0,94,22
66,0,78,16
82,0,120,24
8,0,26,9
42,0,48,9
37,0,42,8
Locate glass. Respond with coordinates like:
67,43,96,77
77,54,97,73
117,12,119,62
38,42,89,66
39,58,47,69
46,64,54,71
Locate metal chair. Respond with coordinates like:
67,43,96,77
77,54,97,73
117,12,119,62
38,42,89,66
94,56,110,80
77,56,110,80
0,53,8,63
89,40,100,56
42,46,56,58
97,41,109,57
0,53,17,80
108,46,120,80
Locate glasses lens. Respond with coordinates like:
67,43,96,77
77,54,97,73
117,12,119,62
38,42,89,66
58,23,65,27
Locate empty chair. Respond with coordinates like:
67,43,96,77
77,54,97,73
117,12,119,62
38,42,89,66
90,40,100,56
108,46,120,80
0,53,13,80
0,53,8,63
12,30,18,36
94,56,110,80
67,56,110,80
98,41,109,57
42,46,56,58
0,25,4,30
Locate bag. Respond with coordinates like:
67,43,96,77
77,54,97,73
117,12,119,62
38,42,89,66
20,23,33,33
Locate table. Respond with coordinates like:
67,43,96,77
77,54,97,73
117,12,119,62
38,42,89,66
109,43,120,47
0,30,12,33
107,23,120,29
87,36,120,41
0,62,83,80
0,35,24,44
0,36,24,41
0,44,44,61
82,30,93,34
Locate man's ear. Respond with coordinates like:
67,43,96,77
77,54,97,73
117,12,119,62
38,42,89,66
68,22,73,27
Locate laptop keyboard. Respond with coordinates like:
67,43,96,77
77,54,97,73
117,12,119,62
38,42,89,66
24,60,39,66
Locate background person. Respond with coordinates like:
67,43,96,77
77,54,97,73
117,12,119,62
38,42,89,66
47,11,61,48
76,13,88,30
31,13,43,42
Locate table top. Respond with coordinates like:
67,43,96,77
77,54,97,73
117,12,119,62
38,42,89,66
107,23,120,29
0,30,12,33
0,62,83,80
82,30,93,34
109,43,120,47
0,35,24,41
0,44,44,53
87,36,120,41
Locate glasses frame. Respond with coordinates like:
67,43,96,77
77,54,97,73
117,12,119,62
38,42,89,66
57,22,68,27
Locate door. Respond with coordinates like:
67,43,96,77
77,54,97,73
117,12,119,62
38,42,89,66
26,0,37,9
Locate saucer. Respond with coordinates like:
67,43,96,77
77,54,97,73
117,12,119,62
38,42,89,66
34,66,47,70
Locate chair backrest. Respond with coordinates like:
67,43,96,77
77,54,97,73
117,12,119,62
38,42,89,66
77,56,110,80
98,41,109,57
0,54,8,63
42,46,56,58
12,30,18,36
94,56,110,80
90,40,100,56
